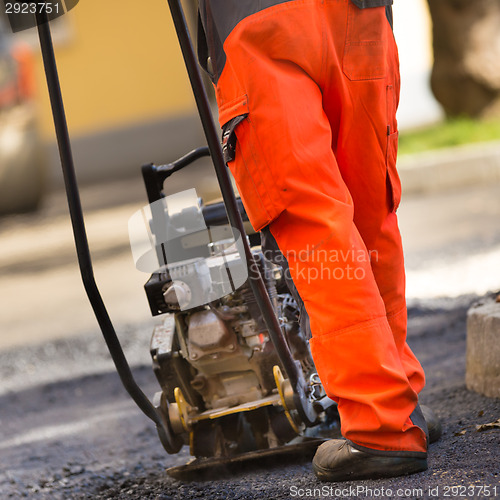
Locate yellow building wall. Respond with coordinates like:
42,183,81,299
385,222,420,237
33,0,196,139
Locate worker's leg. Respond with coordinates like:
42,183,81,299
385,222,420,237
211,0,426,455
323,10,425,395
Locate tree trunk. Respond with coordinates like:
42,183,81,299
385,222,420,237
427,0,500,118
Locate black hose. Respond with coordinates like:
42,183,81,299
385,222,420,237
34,12,164,429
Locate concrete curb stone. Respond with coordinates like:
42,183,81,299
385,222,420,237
466,295,500,399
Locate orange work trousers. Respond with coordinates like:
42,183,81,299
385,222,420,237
213,0,427,455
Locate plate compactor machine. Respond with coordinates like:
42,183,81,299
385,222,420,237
17,0,340,477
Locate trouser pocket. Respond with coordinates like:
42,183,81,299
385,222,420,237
220,95,285,231
386,84,401,212
343,1,388,81
386,130,401,211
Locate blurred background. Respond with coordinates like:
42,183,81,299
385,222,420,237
0,0,499,351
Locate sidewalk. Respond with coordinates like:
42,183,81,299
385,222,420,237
399,140,500,195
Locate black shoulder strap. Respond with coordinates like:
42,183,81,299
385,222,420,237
350,0,393,30
386,5,393,29
351,0,393,8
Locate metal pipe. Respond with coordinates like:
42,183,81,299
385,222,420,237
165,0,302,394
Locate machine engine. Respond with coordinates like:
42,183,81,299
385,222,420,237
133,191,326,458
146,244,319,457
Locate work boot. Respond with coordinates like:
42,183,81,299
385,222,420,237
421,405,442,444
312,440,428,482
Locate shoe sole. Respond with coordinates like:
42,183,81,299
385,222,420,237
313,456,428,482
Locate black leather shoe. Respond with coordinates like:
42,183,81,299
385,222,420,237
421,405,442,444
313,440,428,482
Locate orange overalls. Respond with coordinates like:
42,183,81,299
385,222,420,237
199,0,427,456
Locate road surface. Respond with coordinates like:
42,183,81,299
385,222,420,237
0,178,499,498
